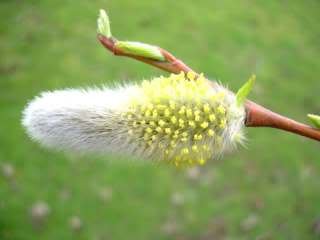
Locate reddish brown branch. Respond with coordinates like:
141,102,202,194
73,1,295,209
245,101,320,141
97,34,320,142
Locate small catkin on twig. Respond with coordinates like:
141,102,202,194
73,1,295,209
22,72,246,167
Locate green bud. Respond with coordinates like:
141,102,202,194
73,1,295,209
236,74,256,107
97,9,112,37
115,41,165,61
307,114,320,129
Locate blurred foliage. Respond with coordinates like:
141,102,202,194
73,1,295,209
1,0,320,239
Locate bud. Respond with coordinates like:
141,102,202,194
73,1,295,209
308,114,320,129
236,74,256,106
115,41,165,61
97,9,112,37
22,72,246,167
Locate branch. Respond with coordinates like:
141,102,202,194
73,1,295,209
245,101,320,141
97,9,320,142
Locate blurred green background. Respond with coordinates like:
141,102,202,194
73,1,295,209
1,0,320,239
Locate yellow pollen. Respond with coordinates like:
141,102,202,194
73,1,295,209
146,127,152,133
179,119,185,127
145,110,151,117
217,105,226,114
209,114,216,122
133,121,138,128
219,119,226,129
152,110,158,118
192,145,198,152
179,106,186,115
165,128,171,134
187,71,196,81
203,103,210,113
199,158,206,165
158,120,165,127
208,129,215,136
164,109,171,117
181,148,189,155
186,108,193,117
200,121,209,129
150,121,155,126
171,116,177,124
194,134,203,141
194,110,201,116
188,121,195,128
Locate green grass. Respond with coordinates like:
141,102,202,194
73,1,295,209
1,0,320,239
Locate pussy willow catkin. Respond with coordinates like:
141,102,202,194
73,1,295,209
22,72,245,166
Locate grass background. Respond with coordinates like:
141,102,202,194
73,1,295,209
1,0,320,239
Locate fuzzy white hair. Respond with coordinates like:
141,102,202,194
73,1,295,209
22,86,142,154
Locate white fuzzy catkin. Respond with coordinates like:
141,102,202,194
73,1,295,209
22,72,245,166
